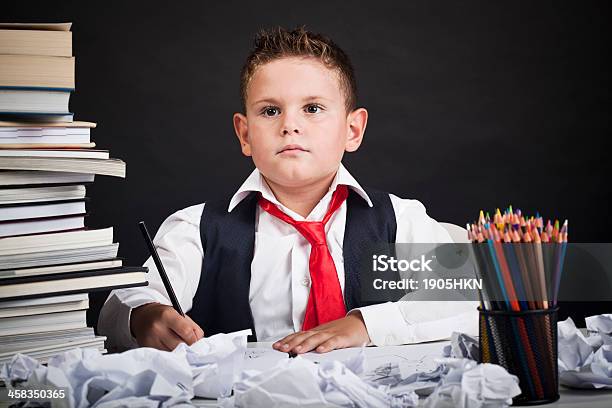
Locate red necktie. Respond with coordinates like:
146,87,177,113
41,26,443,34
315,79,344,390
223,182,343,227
258,185,349,330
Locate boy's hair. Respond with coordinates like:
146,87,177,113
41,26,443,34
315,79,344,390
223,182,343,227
240,26,357,113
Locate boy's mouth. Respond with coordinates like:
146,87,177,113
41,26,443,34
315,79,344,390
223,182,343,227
277,144,309,154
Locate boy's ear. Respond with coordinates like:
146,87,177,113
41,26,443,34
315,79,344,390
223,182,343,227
233,112,252,156
345,108,368,152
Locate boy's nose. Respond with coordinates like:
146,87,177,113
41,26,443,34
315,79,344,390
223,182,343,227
280,114,302,136
282,127,301,135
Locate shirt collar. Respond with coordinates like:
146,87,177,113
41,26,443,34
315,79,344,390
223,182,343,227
227,163,373,213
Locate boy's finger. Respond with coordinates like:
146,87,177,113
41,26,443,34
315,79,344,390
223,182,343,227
273,332,300,350
190,324,203,341
186,316,205,339
194,327,204,340
273,333,302,350
168,316,198,345
315,336,341,353
280,331,318,352
275,328,323,348
293,332,334,353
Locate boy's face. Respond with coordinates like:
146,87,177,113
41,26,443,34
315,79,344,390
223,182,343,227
233,57,367,189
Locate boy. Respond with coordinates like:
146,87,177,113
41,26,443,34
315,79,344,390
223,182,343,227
99,26,478,353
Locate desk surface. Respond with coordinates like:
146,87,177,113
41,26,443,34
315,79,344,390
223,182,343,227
191,341,612,408
192,385,612,408
1,342,609,407
193,388,612,407
552,388,612,407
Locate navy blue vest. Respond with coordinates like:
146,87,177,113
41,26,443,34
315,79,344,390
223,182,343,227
187,187,396,342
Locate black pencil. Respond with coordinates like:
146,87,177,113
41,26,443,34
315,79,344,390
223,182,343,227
138,221,185,316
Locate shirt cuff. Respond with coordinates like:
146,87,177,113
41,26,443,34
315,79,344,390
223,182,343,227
352,302,412,346
97,293,159,351
354,301,479,346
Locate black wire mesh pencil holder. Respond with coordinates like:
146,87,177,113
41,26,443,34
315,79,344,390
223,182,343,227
479,307,559,405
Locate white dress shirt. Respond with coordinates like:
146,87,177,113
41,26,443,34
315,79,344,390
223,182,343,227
98,164,478,349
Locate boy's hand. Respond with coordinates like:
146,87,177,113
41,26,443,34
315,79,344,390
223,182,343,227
272,311,370,354
130,302,205,351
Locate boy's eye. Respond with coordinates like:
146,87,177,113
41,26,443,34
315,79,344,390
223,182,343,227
262,106,280,117
305,104,322,114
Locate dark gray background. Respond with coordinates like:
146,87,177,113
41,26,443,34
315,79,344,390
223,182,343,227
4,1,610,327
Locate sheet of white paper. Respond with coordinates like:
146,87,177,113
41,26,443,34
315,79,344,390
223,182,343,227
423,358,520,408
0,330,253,406
244,341,444,377
442,332,479,361
231,357,328,407
225,351,420,408
558,317,594,371
586,314,612,335
175,329,251,398
558,316,612,389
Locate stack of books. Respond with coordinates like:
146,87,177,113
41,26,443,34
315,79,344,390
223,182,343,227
0,22,147,361
0,295,104,364
0,22,74,122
